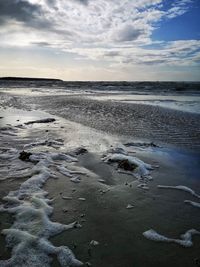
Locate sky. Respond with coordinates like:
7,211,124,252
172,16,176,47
0,0,199,81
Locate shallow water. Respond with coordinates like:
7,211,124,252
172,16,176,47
86,94,200,114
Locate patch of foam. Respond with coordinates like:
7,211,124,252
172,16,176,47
184,200,200,209
0,148,19,160
57,166,86,178
70,177,81,183
0,150,83,266
102,153,153,178
143,229,200,247
29,152,77,164
0,127,18,137
24,139,64,149
157,185,200,199
137,183,149,190
1,229,83,267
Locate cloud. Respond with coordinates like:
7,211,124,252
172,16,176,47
74,0,89,5
0,0,198,72
166,0,193,19
114,25,143,42
0,0,41,25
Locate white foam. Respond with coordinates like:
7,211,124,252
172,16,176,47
0,229,83,267
0,150,83,266
29,152,77,164
137,183,149,190
126,204,134,209
24,139,64,149
157,185,200,199
0,148,19,160
90,240,99,246
143,229,200,247
102,153,153,178
184,200,200,208
57,165,86,178
70,177,81,183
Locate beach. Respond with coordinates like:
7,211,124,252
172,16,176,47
0,81,200,267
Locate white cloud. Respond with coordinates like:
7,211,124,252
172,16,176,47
0,0,199,79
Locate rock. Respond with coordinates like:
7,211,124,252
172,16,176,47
78,198,86,201
195,258,200,267
90,240,99,246
62,196,73,200
98,179,106,183
70,177,81,183
25,118,56,125
126,204,134,209
19,151,32,162
118,159,137,171
73,221,82,228
73,242,77,249
74,147,88,155
99,189,110,195
137,184,149,190
62,208,68,213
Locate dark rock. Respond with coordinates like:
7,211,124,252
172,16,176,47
195,258,200,267
19,151,32,162
24,118,56,125
74,147,88,155
118,159,137,171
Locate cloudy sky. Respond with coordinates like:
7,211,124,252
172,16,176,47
0,0,199,81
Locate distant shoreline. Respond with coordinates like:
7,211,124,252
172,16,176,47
0,77,63,82
0,77,200,84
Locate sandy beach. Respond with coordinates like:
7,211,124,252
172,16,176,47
0,83,200,267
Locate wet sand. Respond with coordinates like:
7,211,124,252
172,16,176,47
1,92,200,151
0,90,200,267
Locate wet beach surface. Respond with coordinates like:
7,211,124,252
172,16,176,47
0,86,200,267
0,90,200,151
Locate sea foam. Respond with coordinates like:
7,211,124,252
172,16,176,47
102,151,153,179
157,185,200,199
143,229,200,247
0,149,83,267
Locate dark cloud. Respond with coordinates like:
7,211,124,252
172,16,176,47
0,0,41,25
103,51,120,57
31,41,51,47
115,25,143,42
140,59,167,65
73,0,89,5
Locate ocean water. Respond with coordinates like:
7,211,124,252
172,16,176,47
0,80,200,114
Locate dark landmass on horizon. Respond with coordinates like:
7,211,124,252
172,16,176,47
0,77,200,83
0,77,63,82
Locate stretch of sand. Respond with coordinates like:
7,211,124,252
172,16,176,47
0,88,200,267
